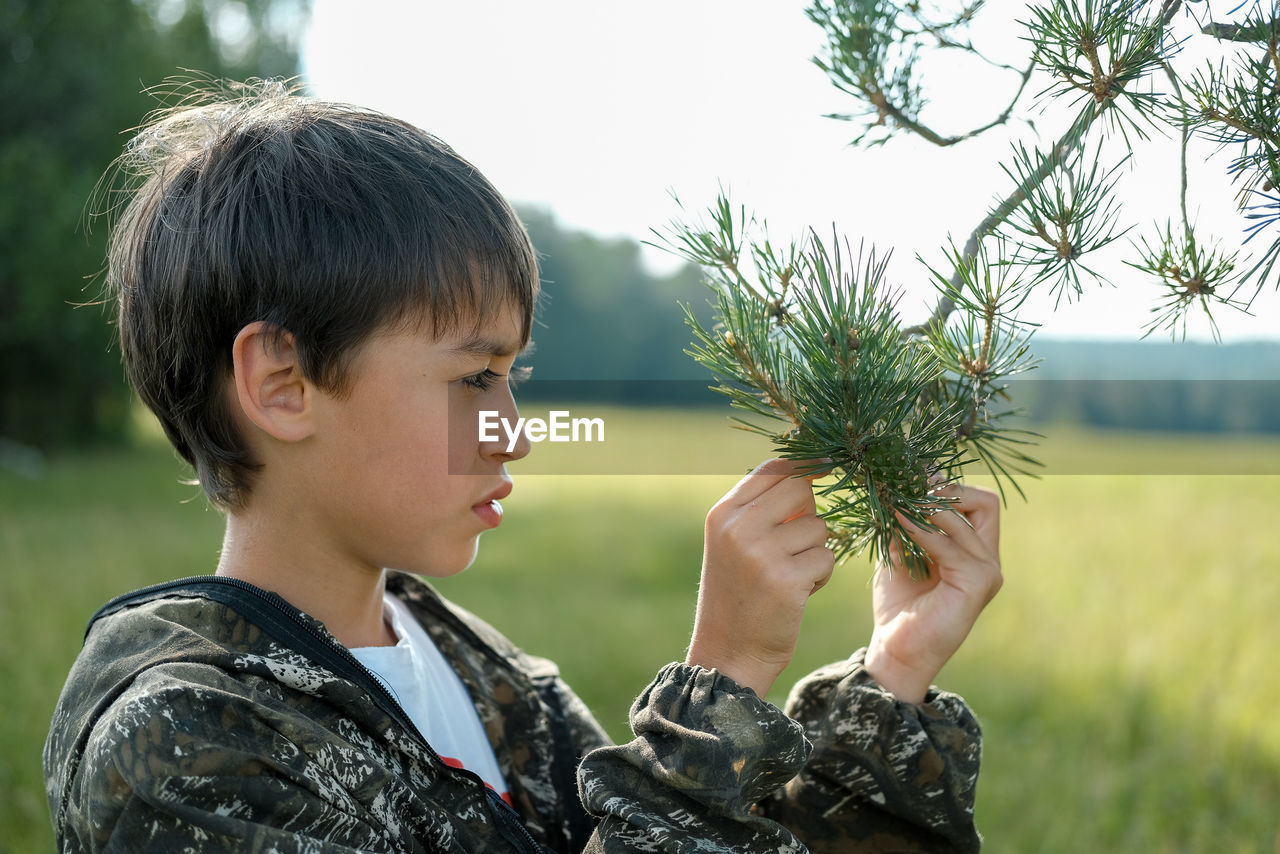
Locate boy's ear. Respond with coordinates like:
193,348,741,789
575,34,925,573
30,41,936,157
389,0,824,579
231,322,315,443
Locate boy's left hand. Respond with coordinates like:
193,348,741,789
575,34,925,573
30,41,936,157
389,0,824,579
864,483,1003,704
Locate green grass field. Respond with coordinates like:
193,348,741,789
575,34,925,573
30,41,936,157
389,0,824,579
3,409,1278,852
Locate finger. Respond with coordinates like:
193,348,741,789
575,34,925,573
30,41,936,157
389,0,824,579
723,458,812,508
796,543,836,592
737,464,824,526
884,538,901,568
775,514,829,556
777,486,819,524
916,508,989,562
876,535,920,573
799,458,833,481
896,510,970,566
924,485,999,557
898,505,1002,601
877,526,940,585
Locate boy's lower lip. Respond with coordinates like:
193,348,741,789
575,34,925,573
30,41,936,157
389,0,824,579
472,499,503,529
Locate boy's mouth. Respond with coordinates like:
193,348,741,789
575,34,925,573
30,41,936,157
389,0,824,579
476,480,513,506
472,480,513,528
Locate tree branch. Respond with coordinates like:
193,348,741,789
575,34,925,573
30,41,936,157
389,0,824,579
1160,59,1192,232
904,0,1186,335
903,119,1087,335
858,61,1036,148
1201,19,1280,42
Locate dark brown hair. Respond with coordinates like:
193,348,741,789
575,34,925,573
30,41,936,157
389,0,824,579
105,79,538,509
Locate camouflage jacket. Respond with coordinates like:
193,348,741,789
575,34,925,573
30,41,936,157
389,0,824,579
44,572,983,852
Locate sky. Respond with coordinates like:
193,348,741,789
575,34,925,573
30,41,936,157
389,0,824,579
302,0,1280,342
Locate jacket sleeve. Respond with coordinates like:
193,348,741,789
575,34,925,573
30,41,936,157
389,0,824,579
576,651,982,853
757,648,983,853
576,662,812,852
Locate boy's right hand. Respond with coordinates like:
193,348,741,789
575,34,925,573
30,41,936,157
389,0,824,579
686,458,834,698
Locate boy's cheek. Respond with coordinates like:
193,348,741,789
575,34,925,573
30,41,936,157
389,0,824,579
447,405,485,469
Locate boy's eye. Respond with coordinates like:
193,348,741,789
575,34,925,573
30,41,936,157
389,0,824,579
461,369,502,391
460,365,531,392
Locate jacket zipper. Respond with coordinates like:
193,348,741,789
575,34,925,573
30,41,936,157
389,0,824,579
90,575,547,854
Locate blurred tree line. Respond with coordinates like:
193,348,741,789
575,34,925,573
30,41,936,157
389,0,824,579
1016,378,1280,432
2,0,1276,459
1012,339,1280,433
1,0,307,448
518,208,715,391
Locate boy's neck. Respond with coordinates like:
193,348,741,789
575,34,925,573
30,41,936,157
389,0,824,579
216,514,398,649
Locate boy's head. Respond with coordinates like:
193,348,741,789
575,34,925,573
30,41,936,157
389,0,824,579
106,79,538,510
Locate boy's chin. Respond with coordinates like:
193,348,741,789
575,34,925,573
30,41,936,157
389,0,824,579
406,541,481,579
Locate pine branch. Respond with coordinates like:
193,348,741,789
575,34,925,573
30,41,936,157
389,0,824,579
1202,19,1280,43
663,195,1040,578
840,62,1037,148
1158,58,1192,232
809,0,1036,147
903,118,1088,334
1129,220,1246,341
905,0,1185,334
1174,1,1280,302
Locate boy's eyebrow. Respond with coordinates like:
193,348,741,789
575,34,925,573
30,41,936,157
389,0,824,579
449,334,527,358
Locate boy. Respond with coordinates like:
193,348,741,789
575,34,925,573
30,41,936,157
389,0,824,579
44,80,1003,852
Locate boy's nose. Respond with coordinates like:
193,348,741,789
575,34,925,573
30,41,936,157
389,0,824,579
483,393,532,463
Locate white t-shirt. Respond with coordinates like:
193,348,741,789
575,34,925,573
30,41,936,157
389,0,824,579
350,594,510,804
